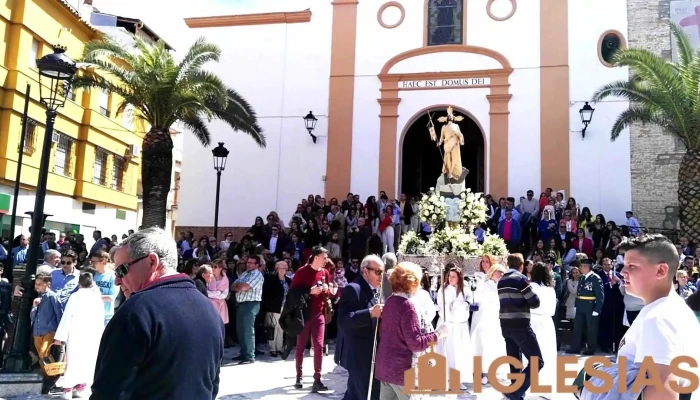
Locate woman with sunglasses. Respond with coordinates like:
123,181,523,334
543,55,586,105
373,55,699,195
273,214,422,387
206,259,229,325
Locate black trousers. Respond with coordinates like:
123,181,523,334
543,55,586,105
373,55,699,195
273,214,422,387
502,326,543,400
344,367,379,400
572,309,599,352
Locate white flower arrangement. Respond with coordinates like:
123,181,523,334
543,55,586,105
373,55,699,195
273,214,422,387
457,189,489,227
424,227,482,258
397,231,426,255
481,232,508,257
418,188,447,227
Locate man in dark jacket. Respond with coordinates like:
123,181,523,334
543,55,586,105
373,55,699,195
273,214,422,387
336,255,385,400
91,228,224,400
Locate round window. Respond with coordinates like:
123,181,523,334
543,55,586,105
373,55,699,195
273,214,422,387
598,31,626,67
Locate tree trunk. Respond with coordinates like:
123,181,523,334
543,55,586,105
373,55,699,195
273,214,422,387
140,129,174,229
678,149,700,243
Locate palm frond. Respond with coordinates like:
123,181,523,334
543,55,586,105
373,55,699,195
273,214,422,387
207,88,266,147
671,22,694,69
609,106,667,141
180,114,211,146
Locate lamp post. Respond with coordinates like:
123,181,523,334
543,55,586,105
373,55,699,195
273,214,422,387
579,101,595,139
4,45,76,372
211,142,229,240
303,111,318,143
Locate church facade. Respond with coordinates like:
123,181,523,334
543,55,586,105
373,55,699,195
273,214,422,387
176,0,675,231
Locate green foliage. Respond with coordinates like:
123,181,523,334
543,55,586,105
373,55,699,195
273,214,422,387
72,34,265,147
591,22,700,150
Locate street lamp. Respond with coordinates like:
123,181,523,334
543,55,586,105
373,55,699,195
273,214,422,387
4,45,76,372
303,111,318,143
212,142,229,240
579,101,595,139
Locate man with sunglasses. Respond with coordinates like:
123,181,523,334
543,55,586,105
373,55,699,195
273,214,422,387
91,228,224,400
336,255,385,400
49,250,80,292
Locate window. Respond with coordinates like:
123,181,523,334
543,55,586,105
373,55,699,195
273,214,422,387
427,0,464,46
598,30,627,67
29,39,39,68
53,133,74,177
93,148,107,185
99,90,110,117
20,118,38,154
82,202,96,214
111,155,126,191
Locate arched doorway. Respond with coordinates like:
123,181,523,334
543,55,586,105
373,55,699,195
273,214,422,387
400,108,485,197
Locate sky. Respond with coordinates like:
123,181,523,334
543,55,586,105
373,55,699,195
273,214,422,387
90,0,312,55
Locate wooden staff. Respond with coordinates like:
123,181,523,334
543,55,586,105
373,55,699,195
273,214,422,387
367,272,384,400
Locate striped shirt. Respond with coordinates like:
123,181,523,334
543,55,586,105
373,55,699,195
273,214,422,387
234,269,264,303
497,269,540,329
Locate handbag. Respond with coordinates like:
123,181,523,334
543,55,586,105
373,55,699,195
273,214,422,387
323,298,334,324
264,313,276,341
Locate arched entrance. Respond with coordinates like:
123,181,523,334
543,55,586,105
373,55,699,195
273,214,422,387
400,108,485,197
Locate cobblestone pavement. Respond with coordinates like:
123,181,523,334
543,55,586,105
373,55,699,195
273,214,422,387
2,346,595,399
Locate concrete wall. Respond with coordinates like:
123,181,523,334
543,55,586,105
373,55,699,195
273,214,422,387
568,0,632,223
177,1,333,228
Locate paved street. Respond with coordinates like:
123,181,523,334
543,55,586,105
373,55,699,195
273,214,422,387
2,345,597,400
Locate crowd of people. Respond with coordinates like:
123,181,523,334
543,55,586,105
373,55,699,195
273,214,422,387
0,188,699,399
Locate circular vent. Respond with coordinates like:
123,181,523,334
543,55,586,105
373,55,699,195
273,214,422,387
598,31,627,67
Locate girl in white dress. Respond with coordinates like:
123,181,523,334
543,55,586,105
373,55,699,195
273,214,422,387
54,272,105,399
470,264,508,384
528,262,558,398
437,264,473,388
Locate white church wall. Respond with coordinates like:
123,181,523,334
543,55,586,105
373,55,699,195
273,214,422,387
355,1,423,77
508,68,542,198
466,0,541,69
178,3,333,227
568,0,631,222
396,88,491,196
350,76,382,198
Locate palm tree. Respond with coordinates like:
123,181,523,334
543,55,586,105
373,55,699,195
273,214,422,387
592,22,700,242
73,34,265,229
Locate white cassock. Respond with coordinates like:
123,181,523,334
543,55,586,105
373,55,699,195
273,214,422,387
470,279,508,376
436,285,473,383
54,287,105,388
528,282,558,396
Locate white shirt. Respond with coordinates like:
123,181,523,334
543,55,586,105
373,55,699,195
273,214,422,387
269,236,278,253
618,291,700,399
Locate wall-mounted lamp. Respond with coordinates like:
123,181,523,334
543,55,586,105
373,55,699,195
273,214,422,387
303,111,318,143
579,102,595,138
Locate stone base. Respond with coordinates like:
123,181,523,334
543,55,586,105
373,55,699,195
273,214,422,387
0,372,43,397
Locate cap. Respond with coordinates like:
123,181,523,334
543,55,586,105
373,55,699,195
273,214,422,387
580,259,594,266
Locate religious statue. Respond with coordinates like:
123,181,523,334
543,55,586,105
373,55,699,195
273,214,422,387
428,106,470,225
437,106,465,180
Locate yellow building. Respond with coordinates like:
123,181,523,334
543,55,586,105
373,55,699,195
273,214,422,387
0,0,145,241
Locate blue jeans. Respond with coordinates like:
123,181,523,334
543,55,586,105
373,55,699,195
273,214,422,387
502,326,543,400
236,301,260,361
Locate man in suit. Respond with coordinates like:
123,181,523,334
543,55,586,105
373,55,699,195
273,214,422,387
336,255,385,400
595,257,624,353
568,259,604,355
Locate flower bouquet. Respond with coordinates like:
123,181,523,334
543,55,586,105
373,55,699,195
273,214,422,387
424,226,481,258
458,189,489,228
481,232,508,257
418,188,447,228
397,231,426,256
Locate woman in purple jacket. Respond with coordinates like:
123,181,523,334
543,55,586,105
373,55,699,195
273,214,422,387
375,262,451,399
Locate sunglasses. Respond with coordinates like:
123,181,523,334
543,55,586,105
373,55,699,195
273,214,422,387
365,267,384,277
60,260,74,265
115,255,149,278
